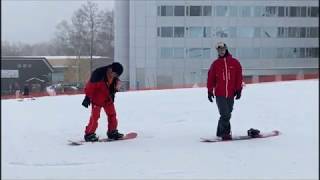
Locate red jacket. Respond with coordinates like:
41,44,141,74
207,53,243,98
84,81,113,107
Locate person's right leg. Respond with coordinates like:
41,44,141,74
84,105,102,141
215,96,232,139
103,103,123,140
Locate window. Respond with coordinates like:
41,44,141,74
161,6,173,16
188,48,203,58
17,64,22,68
203,6,212,16
174,6,185,16
297,48,306,58
310,7,318,17
277,27,287,38
174,27,184,38
203,48,211,58
299,27,306,38
173,48,184,58
239,6,252,17
215,6,228,16
215,27,236,38
229,6,238,16
228,48,236,56
289,7,298,17
300,7,307,17
190,6,201,16
279,48,295,58
203,27,211,38
261,48,278,58
309,27,319,38
288,27,299,38
261,27,277,38
157,6,160,16
161,27,173,37
189,27,203,38
265,6,277,17
160,48,173,59
254,6,264,16
237,48,260,59
157,27,160,37
238,27,259,38
278,6,285,17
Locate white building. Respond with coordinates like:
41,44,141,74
115,0,319,90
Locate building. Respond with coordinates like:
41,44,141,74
45,56,113,85
115,0,319,90
1,56,54,95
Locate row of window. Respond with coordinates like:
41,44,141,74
157,26,319,38
158,5,319,17
17,64,32,68
159,47,319,59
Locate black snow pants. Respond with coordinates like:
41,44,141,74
215,96,234,137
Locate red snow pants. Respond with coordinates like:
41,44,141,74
84,103,118,135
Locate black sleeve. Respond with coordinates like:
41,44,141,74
89,66,110,82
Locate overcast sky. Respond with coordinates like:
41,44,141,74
2,0,114,44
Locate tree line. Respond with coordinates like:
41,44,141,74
1,1,114,58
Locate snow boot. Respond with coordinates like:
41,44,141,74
221,134,232,140
84,133,99,142
247,128,260,138
107,130,124,140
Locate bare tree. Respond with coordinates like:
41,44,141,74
96,10,114,57
81,1,100,73
54,20,75,55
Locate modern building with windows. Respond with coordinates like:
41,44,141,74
115,0,319,90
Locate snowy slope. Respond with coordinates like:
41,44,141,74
2,80,319,179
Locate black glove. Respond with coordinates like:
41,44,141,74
234,90,242,100
82,96,91,108
208,92,214,102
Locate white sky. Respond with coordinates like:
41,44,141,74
2,0,114,44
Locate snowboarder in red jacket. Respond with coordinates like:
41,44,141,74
207,42,243,140
81,62,124,142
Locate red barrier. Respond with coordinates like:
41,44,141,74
1,72,318,100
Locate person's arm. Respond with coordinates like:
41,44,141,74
235,61,243,91
82,82,96,108
207,62,216,102
207,62,216,93
234,60,243,100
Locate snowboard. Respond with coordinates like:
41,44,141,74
200,130,280,143
68,132,137,146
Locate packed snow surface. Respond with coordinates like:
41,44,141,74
2,80,318,179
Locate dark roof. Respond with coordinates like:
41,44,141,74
1,56,54,72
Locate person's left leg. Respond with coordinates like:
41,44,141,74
216,96,232,138
103,103,123,140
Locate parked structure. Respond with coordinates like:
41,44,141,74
1,56,53,95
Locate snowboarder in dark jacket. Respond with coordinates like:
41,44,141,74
82,62,124,142
207,42,243,140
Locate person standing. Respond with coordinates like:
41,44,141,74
207,42,243,140
81,62,124,142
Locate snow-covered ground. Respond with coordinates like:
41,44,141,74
2,80,319,179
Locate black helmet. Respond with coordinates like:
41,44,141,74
111,62,123,76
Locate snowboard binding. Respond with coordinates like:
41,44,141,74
247,128,261,138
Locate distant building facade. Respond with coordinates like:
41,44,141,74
1,57,54,95
115,0,319,90
46,56,113,85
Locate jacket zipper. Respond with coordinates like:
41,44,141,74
224,58,228,97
